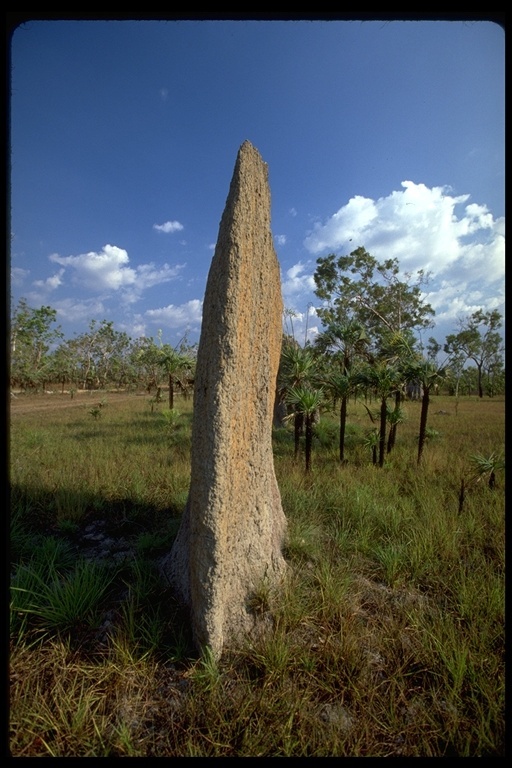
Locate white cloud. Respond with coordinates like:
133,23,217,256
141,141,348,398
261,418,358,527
153,220,184,233
281,261,316,302
11,267,30,287
145,299,203,330
303,181,504,286
48,245,185,301
272,181,506,344
50,245,135,291
275,234,287,246
51,297,107,325
301,182,504,330
33,269,65,292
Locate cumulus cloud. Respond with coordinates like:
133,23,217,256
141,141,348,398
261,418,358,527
145,299,203,330
48,244,185,301
153,220,184,233
233,181,505,347
50,245,135,291
303,181,503,281
301,181,504,336
275,234,287,247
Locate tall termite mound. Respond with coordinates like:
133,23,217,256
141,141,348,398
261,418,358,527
161,141,287,658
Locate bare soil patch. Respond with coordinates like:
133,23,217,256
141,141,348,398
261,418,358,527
9,390,147,416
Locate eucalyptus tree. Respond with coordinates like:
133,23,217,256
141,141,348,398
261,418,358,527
129,336,162,392
314,248,436,461
444,310,503,398
10,299,63,391
48,342,80,393
314,246,435,355
62,319,132,390
92,321,132,388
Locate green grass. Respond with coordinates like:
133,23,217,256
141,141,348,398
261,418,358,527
9,390,505,756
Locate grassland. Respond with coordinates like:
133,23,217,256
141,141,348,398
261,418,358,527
9,389,505,756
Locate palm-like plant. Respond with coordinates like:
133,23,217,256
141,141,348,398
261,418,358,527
404,360,449,464
322,371,353,463
158,345,195,410
315,321,368,464
355,361,402,468
285,385,324,473
386,403,406,454
363,428,380,466
278,342,319,460
469,451,505,490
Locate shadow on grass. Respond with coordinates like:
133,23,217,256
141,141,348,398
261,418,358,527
10,481,197,662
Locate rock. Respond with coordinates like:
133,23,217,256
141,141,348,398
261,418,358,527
161,141,287,659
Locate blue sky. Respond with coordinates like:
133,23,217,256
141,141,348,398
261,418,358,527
9,18,505,351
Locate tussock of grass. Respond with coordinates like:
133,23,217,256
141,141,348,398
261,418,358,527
9,392,505,756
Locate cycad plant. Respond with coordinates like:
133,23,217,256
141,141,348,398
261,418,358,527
285,385,324,473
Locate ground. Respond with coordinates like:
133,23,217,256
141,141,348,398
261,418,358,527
9,390,148,416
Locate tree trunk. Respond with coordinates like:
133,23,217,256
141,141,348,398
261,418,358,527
294,411,304,460
168,373,174,410
379,397,387,468
339,395,348,463
417,386,430,464
305,415,313,472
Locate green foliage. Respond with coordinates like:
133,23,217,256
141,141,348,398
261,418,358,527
11,556,115,635
444,310,504,398
313,247,434,355
10,299,64,391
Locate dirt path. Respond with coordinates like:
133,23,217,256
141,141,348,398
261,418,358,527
9,391,147,416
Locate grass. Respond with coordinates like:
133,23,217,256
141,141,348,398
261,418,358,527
9,389,505,756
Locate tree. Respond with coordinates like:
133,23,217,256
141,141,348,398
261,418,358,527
129,336,162,392
10,299,63,391
355,361,402,468
444,310,503,398
386,402,406,454
404,358,449,464
285,385,324,473
314,319,368,463
314,247,435,355
157,333,195,410
278,341,319,460
92,321,132,389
